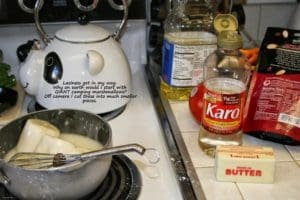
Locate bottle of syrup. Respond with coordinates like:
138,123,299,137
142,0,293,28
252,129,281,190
199,14,251,157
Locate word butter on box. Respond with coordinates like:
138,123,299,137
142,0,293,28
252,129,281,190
215,145,275,183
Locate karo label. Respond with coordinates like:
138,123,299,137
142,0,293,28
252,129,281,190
205,103,241,120
202,78,246,135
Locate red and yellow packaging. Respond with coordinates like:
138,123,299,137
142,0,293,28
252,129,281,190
243,27,300,144
202,78,246,135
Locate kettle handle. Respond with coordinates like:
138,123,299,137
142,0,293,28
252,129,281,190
34,0,51,46
33,0,128,44
18,0,44,14
74,0,128,41
110,0,129,41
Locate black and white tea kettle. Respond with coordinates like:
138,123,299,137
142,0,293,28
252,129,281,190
19,0,132,114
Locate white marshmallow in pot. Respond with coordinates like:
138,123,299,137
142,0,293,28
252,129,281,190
16,119,60,152
35,135,80,154
60,133,103,151
3,147,17,162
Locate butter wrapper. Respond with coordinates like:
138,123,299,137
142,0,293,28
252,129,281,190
215,145,275,183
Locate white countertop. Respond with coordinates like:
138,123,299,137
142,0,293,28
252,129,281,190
169,100,300,200
9,65,183,200
108,66,183,200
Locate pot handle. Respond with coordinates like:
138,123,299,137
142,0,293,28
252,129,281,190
0,170,10,185
34,0,51,46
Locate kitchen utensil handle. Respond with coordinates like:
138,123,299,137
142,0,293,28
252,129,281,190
80,143,146,160
34,0,51,46
111,0,128,41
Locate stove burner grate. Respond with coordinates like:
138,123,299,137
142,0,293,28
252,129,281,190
0,155,141,200
27,100,126,121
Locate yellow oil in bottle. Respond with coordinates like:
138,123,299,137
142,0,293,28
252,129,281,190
160,77,192,100
161,31,217,100
161,0,217,101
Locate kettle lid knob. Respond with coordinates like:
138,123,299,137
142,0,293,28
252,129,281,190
77,13,90,25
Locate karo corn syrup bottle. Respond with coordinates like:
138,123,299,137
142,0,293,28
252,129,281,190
160,0,217,100
199,15,251,157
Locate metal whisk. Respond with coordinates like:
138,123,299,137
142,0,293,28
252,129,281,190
8,144,160,169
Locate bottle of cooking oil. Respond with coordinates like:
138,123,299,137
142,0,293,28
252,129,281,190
161,0,217,100
199,15,252,157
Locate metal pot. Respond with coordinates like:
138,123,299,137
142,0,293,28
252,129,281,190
0,109,112,199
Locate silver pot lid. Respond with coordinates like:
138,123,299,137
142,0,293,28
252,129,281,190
55,24,110,43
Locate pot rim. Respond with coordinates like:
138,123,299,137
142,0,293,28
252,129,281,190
0,108,112,172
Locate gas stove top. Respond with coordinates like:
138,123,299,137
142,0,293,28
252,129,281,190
0,19,185,199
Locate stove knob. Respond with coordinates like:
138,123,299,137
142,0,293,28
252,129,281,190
73,0,98,12
77,13,90,25
148,23,164,49
151,0,168,21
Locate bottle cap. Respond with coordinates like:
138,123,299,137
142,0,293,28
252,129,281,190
217,30,243,50
214,14,238,34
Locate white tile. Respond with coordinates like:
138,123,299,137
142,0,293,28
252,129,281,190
285,145,300,160
195,167,243,200
181,131,214,168
243,5,261,42
258,4,297,41
243,134,293,161
247,0,297,3
237,162,300,200
168,99,184,105
169,101,200,132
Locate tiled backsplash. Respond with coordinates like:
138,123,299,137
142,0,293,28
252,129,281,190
243,1,298,44
247,0,296,3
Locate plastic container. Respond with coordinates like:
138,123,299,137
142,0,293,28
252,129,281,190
199,26,251,157
161,0,217,100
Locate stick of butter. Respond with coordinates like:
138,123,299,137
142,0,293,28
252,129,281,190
215,145,275,183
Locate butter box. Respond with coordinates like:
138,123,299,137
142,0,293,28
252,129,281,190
215,145,275,183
